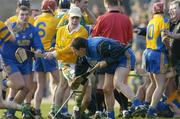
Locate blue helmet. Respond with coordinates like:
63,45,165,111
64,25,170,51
59,0,70,9
17,0,31,8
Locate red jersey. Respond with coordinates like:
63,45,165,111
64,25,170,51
92,11,133,45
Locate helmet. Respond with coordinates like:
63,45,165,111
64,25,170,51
41,0,57,12
17,0,30,8
152,2,164,14
59,0,70,9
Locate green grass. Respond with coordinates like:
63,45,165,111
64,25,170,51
0,102,174,119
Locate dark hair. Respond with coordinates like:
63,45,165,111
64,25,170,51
104,0,122,6
71,0,81,3
71,37,87,50
17,0,30,8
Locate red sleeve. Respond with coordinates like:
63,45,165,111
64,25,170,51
127,17,133,43
92,16,102,37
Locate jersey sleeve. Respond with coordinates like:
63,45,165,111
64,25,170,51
0,21,12,45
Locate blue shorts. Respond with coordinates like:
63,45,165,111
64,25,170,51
4,59,33,75
97,48,136,74
34,58,58,72
117,48,136,70
144,49,168,74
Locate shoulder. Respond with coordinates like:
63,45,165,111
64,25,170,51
28,16,35,25
57,25,66,32
0,21,5,27
28,23,39,31
163,17,169,23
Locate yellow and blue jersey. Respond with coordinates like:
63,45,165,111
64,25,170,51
1,22,43,62
55,24,88,63
146,14,170,51
6,15,35,25
0,21,12,45
34,13,59,51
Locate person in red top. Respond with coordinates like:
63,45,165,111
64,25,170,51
92,0,133,45
91,0,140,118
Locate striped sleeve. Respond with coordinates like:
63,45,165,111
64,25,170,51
0,21,12,45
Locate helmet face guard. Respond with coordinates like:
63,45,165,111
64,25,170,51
41,0,57,12
169,1,180,22
59,0,70,9
17,0,30,8
152,2,164,14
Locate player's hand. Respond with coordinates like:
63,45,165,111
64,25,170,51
48,47,55,52
34,49,44,57
164,30,173,38
44,51,56,59
70,77,82,90
96,61,107,69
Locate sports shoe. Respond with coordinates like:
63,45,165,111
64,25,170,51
34,110,44,119
4,112,18,119
94,111,107,119
146,107,157,118
48,107,71,119
71,106,81,119
122,110,132,118
132,105,148,117
22,104,34,119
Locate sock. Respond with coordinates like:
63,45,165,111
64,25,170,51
156,101,166,112
132,98,141,107
107,111,115,119
35,109,41,115
114,90,128,110
144,101,150,107
173,99,180,108
7,109,15,115
2,90,6,100
147,106,156,115
96,89,105,112
61,107,68,113
8,97,14,101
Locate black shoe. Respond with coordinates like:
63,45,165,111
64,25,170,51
22,104,34,119
132,105,147,117
71,106,81,119
122,110,132,118
4,113,18,119
94,111,107,119
34,110,44,119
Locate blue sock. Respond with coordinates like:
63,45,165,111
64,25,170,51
107,111,115,119
7,109,15,115
61,107,68,113
132,98,141,107
156,101,167,112
147,107,156,115
144,101,150,106
35,109,41,115
173,99,180,108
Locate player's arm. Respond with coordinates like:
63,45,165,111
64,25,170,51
97,41,126,66
84,8,96,24
0,21,14,45
92,16,102,36
31,28,44,56
161,21,171,51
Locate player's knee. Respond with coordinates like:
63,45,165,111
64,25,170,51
103,86,113,95
114,80,123,90
60,82,68,90
15,81,26,90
